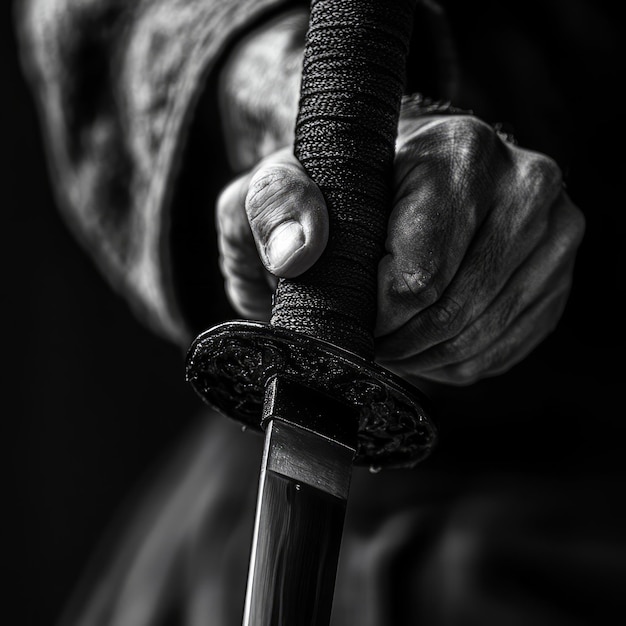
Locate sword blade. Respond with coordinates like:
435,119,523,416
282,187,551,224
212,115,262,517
242,379,357,626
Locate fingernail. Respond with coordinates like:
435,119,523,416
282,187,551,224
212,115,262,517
265,220,305,271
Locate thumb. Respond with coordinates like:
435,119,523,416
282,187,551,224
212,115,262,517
246,151,328,278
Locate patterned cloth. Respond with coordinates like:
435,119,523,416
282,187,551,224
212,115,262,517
17,0,289,343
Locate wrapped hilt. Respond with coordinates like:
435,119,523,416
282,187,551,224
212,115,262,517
186,0,437,469
272,0,416,359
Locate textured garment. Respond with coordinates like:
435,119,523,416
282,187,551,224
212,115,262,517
17,0,291,344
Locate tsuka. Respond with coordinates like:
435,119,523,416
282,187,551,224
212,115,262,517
270,0,417,359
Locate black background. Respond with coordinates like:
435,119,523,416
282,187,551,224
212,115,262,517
5,1,625,624
5,7,202,624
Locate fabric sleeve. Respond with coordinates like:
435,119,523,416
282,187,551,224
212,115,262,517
16,0,293,346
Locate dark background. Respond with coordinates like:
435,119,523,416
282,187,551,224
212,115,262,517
5,1,624,625
5,7,202,624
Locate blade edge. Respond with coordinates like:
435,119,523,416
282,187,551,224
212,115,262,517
243,419,354,626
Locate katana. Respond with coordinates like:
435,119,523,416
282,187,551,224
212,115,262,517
186,0,437,624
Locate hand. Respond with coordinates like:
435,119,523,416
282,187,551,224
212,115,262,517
216,112,585,386
374,113,585,384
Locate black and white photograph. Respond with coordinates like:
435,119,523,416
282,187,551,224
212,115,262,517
7,0,624,624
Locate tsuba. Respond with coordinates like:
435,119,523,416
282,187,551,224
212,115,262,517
185,320,437,470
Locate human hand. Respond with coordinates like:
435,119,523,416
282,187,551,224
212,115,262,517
373,113,585,384
216,111,585,386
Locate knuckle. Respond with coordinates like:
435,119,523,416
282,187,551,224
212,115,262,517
424,295,467,339
445,115,496,147
519,152,563,199
216,179,250,245
439,329,477,362
246,168,283,215
387,266,438,304
423,117,501,191
246,165,307,225
437,116,498,163
449,120,500,189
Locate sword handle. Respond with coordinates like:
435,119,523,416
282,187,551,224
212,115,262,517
270,0,417,359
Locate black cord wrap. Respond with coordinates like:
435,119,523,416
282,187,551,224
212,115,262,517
270,0,417,359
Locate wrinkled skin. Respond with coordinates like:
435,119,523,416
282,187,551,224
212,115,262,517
215,11,585,387
216,112,584,386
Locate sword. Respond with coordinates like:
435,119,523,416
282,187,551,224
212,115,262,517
186,0,437,623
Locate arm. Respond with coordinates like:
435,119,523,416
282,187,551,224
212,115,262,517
214,9,585,386
16,0,296,345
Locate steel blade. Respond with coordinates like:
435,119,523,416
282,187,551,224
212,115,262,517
242,379,357,626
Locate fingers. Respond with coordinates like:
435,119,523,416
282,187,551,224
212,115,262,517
216,173,274,319
377,156,562,359
374,111,586,385
215,148,328,319
377,190,585,384
376,116,509,337
245,150,328,277
415,282,571,385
